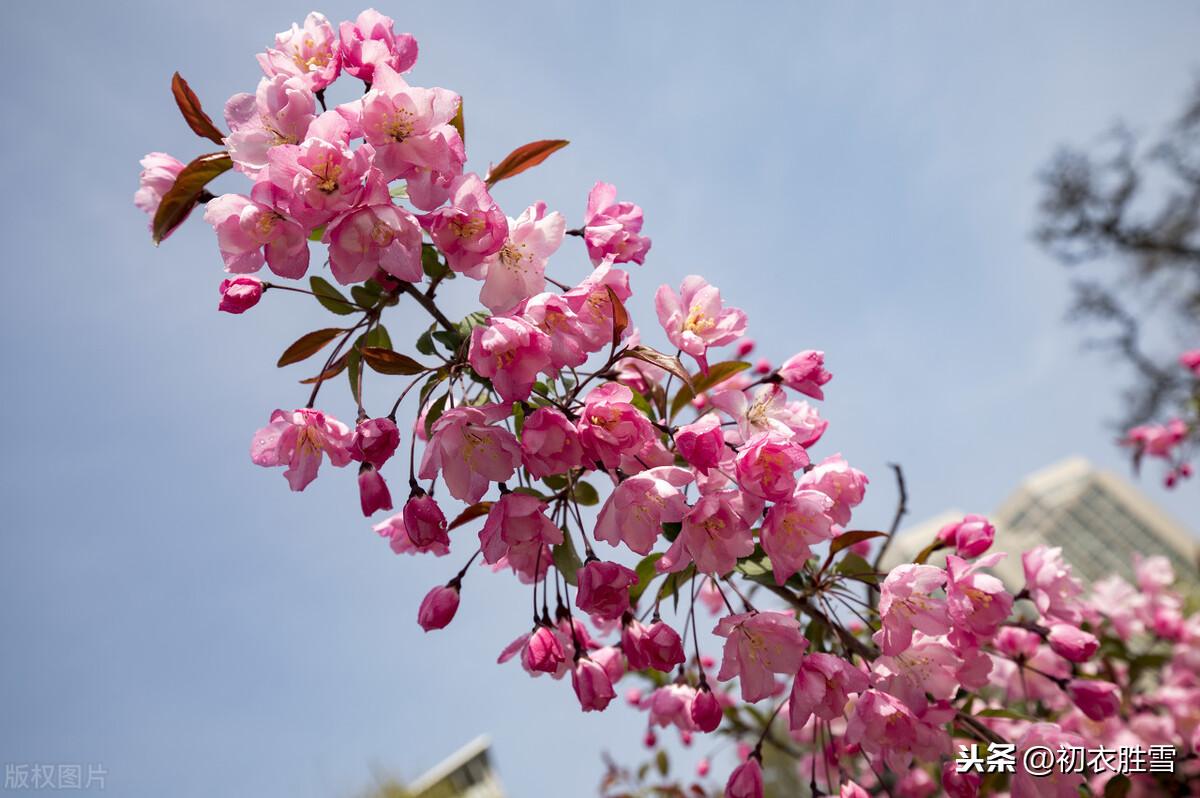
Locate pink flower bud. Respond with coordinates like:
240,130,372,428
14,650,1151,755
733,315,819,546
736,338,756,358
337,9,418,83
680,731,693,747
674,414,725,474
1067,679,1120,721
524,625,566,673
840,783,870,798
778,350,832,399
941,760,981,798
571,656,615,712
642,621,685,672
936,514,995,559
625,687,643,706
643,730,656,748
218,276,264,314
1046,623,1098,662
357,463,393,516
753,357,772,375
725,756,763,798
575,560,638,621
691,687,723,733
621,618,651,670
352,417,400,468
697,758,710,777
417,583,459,631
403,492,449,548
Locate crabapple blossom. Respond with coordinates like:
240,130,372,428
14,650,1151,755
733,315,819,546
1046,623,1099,662
419,173,507,275
418,404,521,503
203,194,310,278
645,684,696,731
350,417,400,468
639,621,685,672
1011,724,1086,798
797,453,868,526
944,553,1013,638
937,514,995,559
218,275,264,314
417,583,459,631
582,181,651,266
594,466,692,555
519,292,590,371
357,463,392,515
1022,545,1083,624
691,687,723,733
724,756,763,798
777,350,832,399
733,431,810,501
325,196,423,284
479,202,565,313
401,491,448,549
1067,678,1121,721
338,9,418,82
659,491,754,577
876,564,951,655
374,512,448,557
760,489,835,584
711,384,827,447
223,75,317,176
354,63,463,182
575,560,638,621
266,112,375,229
518,407,584,479
714,610,807,702
562,259,633,350
525,625,567,674
134,152,185,226
467,315,553,403
479,492,561,568
571,656,615,712
788,652,869,730
576,383,656,471
673,414,725,474
257,12,341,91
655,276,747,372
1181,348,1200,377
250,408,352,491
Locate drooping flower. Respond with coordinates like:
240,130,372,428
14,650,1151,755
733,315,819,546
478,492,562,570
645,684,696,731
796,453,868,526
524,625,567,673
218,276,264,314
714,611,807,702
250,408,352,491
257,12,341,92
373,511,449,557
845,690,953,773
338,9,419,83
876,564,951,655
575,560,638,621
134,152,185,229
788,652,869,730
761,489,835,584
595,466,693,555
582,182,651,265
1122,418,1188,459
733,431,810,501
941,760,982,798
519,407,584,479
357,463,393,515
418,404,521,503
419,174,508,276
936,514,995,559
1180,349,1200,377
1046,623,1099,663
351,417,400,468
691,687,723,732
658,491,755,577
467,315,553,403
479,202,566,313
223,75,317,177
655,276,747,372
417,583,459,631
777,350,832,399
402,491,449,549
1067,678,1121,721
724,756,763,798
571,656,615,712
1011,723,1085,798
640,621,686,672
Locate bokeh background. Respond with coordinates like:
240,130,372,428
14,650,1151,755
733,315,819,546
2,2,1199,795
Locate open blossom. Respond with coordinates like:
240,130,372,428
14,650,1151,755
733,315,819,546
945,553,1013,638
655,276,747,372
257,12,340,91
571,656,615,712
467,315,553,403
419,174,508,275
577,383,656,470
876,564,950,655
353,63,463,182
519,407,583,479
224,75,317,176
418,404,521,503
761,490,835,584
846,690,953,773
788,652,869,730
674,414,725,474
937,514,995,559
1123,418,1188,459
218,276,263,314
479,202,565,313
402,492,448,549
581,182,651,265
733,431,810,501
872,635,964,712
351,417,400,468
711,384,828,447
326,197,422,284
267,112,375,228
563,259,633,349
777,350,832,399
1022,545,1083,624
520,292,590,371
715,611,807,702
204,193,310,278
479,492,562,567
725,756,763,798
374,512,448,556
338,9,418,82
595,466,692,555
797,454,868,526
659,491,754,576
417,583,459,631
250,408,352,491
941,761,982,798
575,560,638,621
524,625,567,673
1012,723,1085,798
134,152,185,227
645,684,696,730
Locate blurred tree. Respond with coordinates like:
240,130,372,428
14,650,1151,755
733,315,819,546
1035,77,1200,429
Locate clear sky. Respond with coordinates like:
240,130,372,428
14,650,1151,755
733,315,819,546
2,2,1198,796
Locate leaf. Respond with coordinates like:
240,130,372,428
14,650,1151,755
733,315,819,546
421,243,449,280
307,225,326,242
277,328,343,367
661,521,682,542
654,750,668,778
552,531,583,585
512,402,526,437
835,552,878,584
310,276,357,315
424,393,449,438
657,564,695,611
829,530,887,557
621,346,693,392
449,98,465,144
351,283,381,309
485,139,569,187
171,72,225,145
669,361,751,419
418,370,446,406
1103,775,1131,798
416,327,436,356
913,538,947,565
298,352,349,384
976,708,1037,721
361,347,429,375
607,286,630,349
347,348,362,405
151,152,232,244
735,549,772,578
630,553,664,604
448,502,493,531
572,481,600,506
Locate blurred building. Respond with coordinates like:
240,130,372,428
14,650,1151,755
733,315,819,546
406,736,505,798
882,456,1199,587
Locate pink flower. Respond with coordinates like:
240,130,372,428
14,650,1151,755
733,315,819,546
519,407,584,479
788,652,869,730
417,583,459,631
941,760,981,798
480,202,566,313
419,174,508,275
646,684,696,731
571,656,615,712
575,560,638,621
351,417,400,468
655,276,747,372
621,618,652,670
724,756,763,798
796,454,868,526
1046,623,1098,662
1122,418,1188,459
418,404,521,503
524,625,566,673
582,182,651,265
659,492,755,577
872,635,964,712
711,385,827,448
223,75,317,177
134,152,185,229
640,621,685,672
945,553,1013,638
218,276,263,314
845,690,953,772
520,292,590,371
357,463,393,515
691,687,723,732
595,466,693,555
326,198,423,284
479,492,562,572
257,12,340,92
562,260,633,351
876,564,951,655
373,512,448,557
250,408,352,491
778,350,832,399
1011,723,1085,798
1022,545,1083,624
761,490,835,584
1067,678,1120,721
402,492,449,549
840,783,870,798
203,193,310,278
468,315,553,403
1180,349,1200,377
674,415,725,474
714,611,807,702
733,432,810,501
338,9,418,83
1135,553,1175,595
354,63,463,182
577,383,656,470
936,514,995,559
266,112,374,229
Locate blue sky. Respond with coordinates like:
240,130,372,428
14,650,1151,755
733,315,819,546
2,2,1198,796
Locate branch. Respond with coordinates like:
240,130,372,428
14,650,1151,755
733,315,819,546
871,463,907,572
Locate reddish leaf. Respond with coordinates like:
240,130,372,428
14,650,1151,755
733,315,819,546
298,352,350,384
171,72,226,145
361,347,430,375
449,98,465,145
621,345,693,392
448,502,492,531
607,286,629,349
151,152,232,244
485,139,568,187
277,328,344,367
820,530,889,573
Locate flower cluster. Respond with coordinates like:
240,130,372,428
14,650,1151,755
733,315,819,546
138,11,1200,797
1120,349,1198,488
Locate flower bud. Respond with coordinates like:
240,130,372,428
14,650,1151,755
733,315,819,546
753,357,772,375
403,492,449,548
621,617,651,670
736,338,756,358
725,755,763,798
941,760,981,798
352,417,400,468
697,758,710,777
674,415,725,474
1067,678,1120,721
1046,623,1098,663
642,621,685,672
357,463,393,516
778,350,832,399
524,625,566,673
417,583,459,631
571,656,615,712
936,514,995,559
691,687,723,733
218,276,264,314
575,560,637,621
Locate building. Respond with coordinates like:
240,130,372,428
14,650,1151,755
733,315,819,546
406,736,506,798
882,457,1199,587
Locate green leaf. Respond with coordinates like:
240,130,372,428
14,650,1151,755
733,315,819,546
351,284,380,309
307,225,325,242
424,393,449,438
362,325,392,350
572,481,600,506
552,531,583,585
485,139,569,187
621,346,693,392
418,370,446,406
654,750,668,778
913,538,947,565
512,486,552,500
388,183,408,200
449,98,465,144
630,553,664,604
512,402,526,437
170,72,225,145
431,329,464,352
422,243,449,280
541,473,568,491
836,552,878,584
309,276,356,315
458,311,491,337
661,521,682,542
277,328,343,367
347,348,362,405
361,347,429,375
657,564,695,609
151,152,232,244
1103,775,1131,798
735,549,772,578
805,617,828,650
416,326,436,356
668,361,752,419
